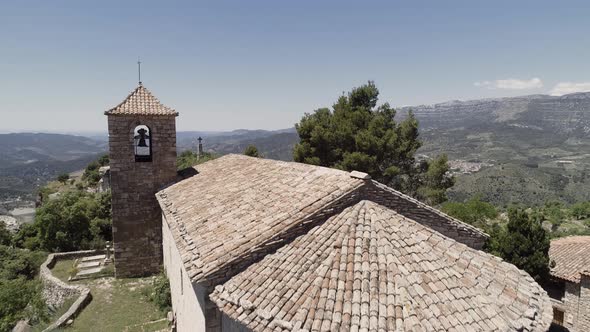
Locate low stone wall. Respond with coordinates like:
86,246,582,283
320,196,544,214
39,250,99,331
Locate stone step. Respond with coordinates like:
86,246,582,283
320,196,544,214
77,261,101,269
80,254,106,262
76,266,104,277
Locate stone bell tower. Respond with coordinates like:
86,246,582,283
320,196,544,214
105,83,178,277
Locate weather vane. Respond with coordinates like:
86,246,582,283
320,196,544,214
138,57,142,85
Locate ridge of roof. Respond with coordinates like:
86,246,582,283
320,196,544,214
368,180,488,239
156,154,366,284
211,200,552,331
157,155,490,286
549,235,590,283
105,84,178,116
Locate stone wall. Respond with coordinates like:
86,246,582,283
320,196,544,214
40,250,97,308
549,277,590,332
108,115,178,277
579,273,590,331
39,251,97,331
558,281,579,329
361,180,488,249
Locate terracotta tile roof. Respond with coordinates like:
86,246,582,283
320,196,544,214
104,84,178,116
549,236,590,283
211,201,552,331
156,154,365,284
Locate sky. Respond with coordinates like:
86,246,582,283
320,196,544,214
1,0,590,133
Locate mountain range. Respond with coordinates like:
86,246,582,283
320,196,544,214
1,91,589,207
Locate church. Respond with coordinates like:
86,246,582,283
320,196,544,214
105,83,553,331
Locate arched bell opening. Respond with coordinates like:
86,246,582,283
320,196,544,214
134,125,152,162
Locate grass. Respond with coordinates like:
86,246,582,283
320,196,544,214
48,260,168,331
51,259,77,282
64,277,168,332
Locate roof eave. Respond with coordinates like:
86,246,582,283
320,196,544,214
104,110,179,116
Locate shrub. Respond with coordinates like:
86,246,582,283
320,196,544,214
57,173,70,184
441,196,498,229
244,145,261,157
148,272,171,313
0,245,48,330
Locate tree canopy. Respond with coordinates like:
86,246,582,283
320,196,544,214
244,145,261,158
0,245,48,331
293,81,453,205
14,191,112,252
176,151,217,170
485,207,550,282
441,196,498,229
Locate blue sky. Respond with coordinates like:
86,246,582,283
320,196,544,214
1,0,589,132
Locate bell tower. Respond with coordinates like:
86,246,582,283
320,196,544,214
105,83,178,277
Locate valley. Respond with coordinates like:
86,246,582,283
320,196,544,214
2,91,590,213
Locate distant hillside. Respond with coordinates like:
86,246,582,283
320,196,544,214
177,93,590,205
0,133,106,201
399,92,590,205
177,128,298,161
3,91,590,207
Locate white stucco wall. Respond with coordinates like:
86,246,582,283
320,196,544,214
163,214,208,332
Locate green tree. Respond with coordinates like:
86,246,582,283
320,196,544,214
83,161,101,186
293,81,453,205
57,173,70,184
244,145,261,157
0,245,48,331
485,207,550,282
97,154,109,166
571,201,590,220
0,222,11,246
539,201,566,231
441,196,498,229
176,151,217,170
23,191,112,252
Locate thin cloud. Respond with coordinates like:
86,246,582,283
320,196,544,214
550,82,590,96
474,77,543,90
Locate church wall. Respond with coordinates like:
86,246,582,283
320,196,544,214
579,274,590,331
163,213,208,332
108,114,177,277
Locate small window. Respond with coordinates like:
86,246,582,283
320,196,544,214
553,308,564,326
180,268,183,295
134,125,152,162
544,279,566,302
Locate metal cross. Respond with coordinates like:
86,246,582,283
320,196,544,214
138,57,142,85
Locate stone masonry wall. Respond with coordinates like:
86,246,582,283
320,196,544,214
557,280,581,330
40,251,99,331
579,273,590,331
40,250,98,308
361,180,488,250
108,115,178,277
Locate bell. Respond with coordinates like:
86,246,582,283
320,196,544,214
137,128,149,147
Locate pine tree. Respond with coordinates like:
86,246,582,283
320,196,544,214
486,207,550,281
294,81,453,204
